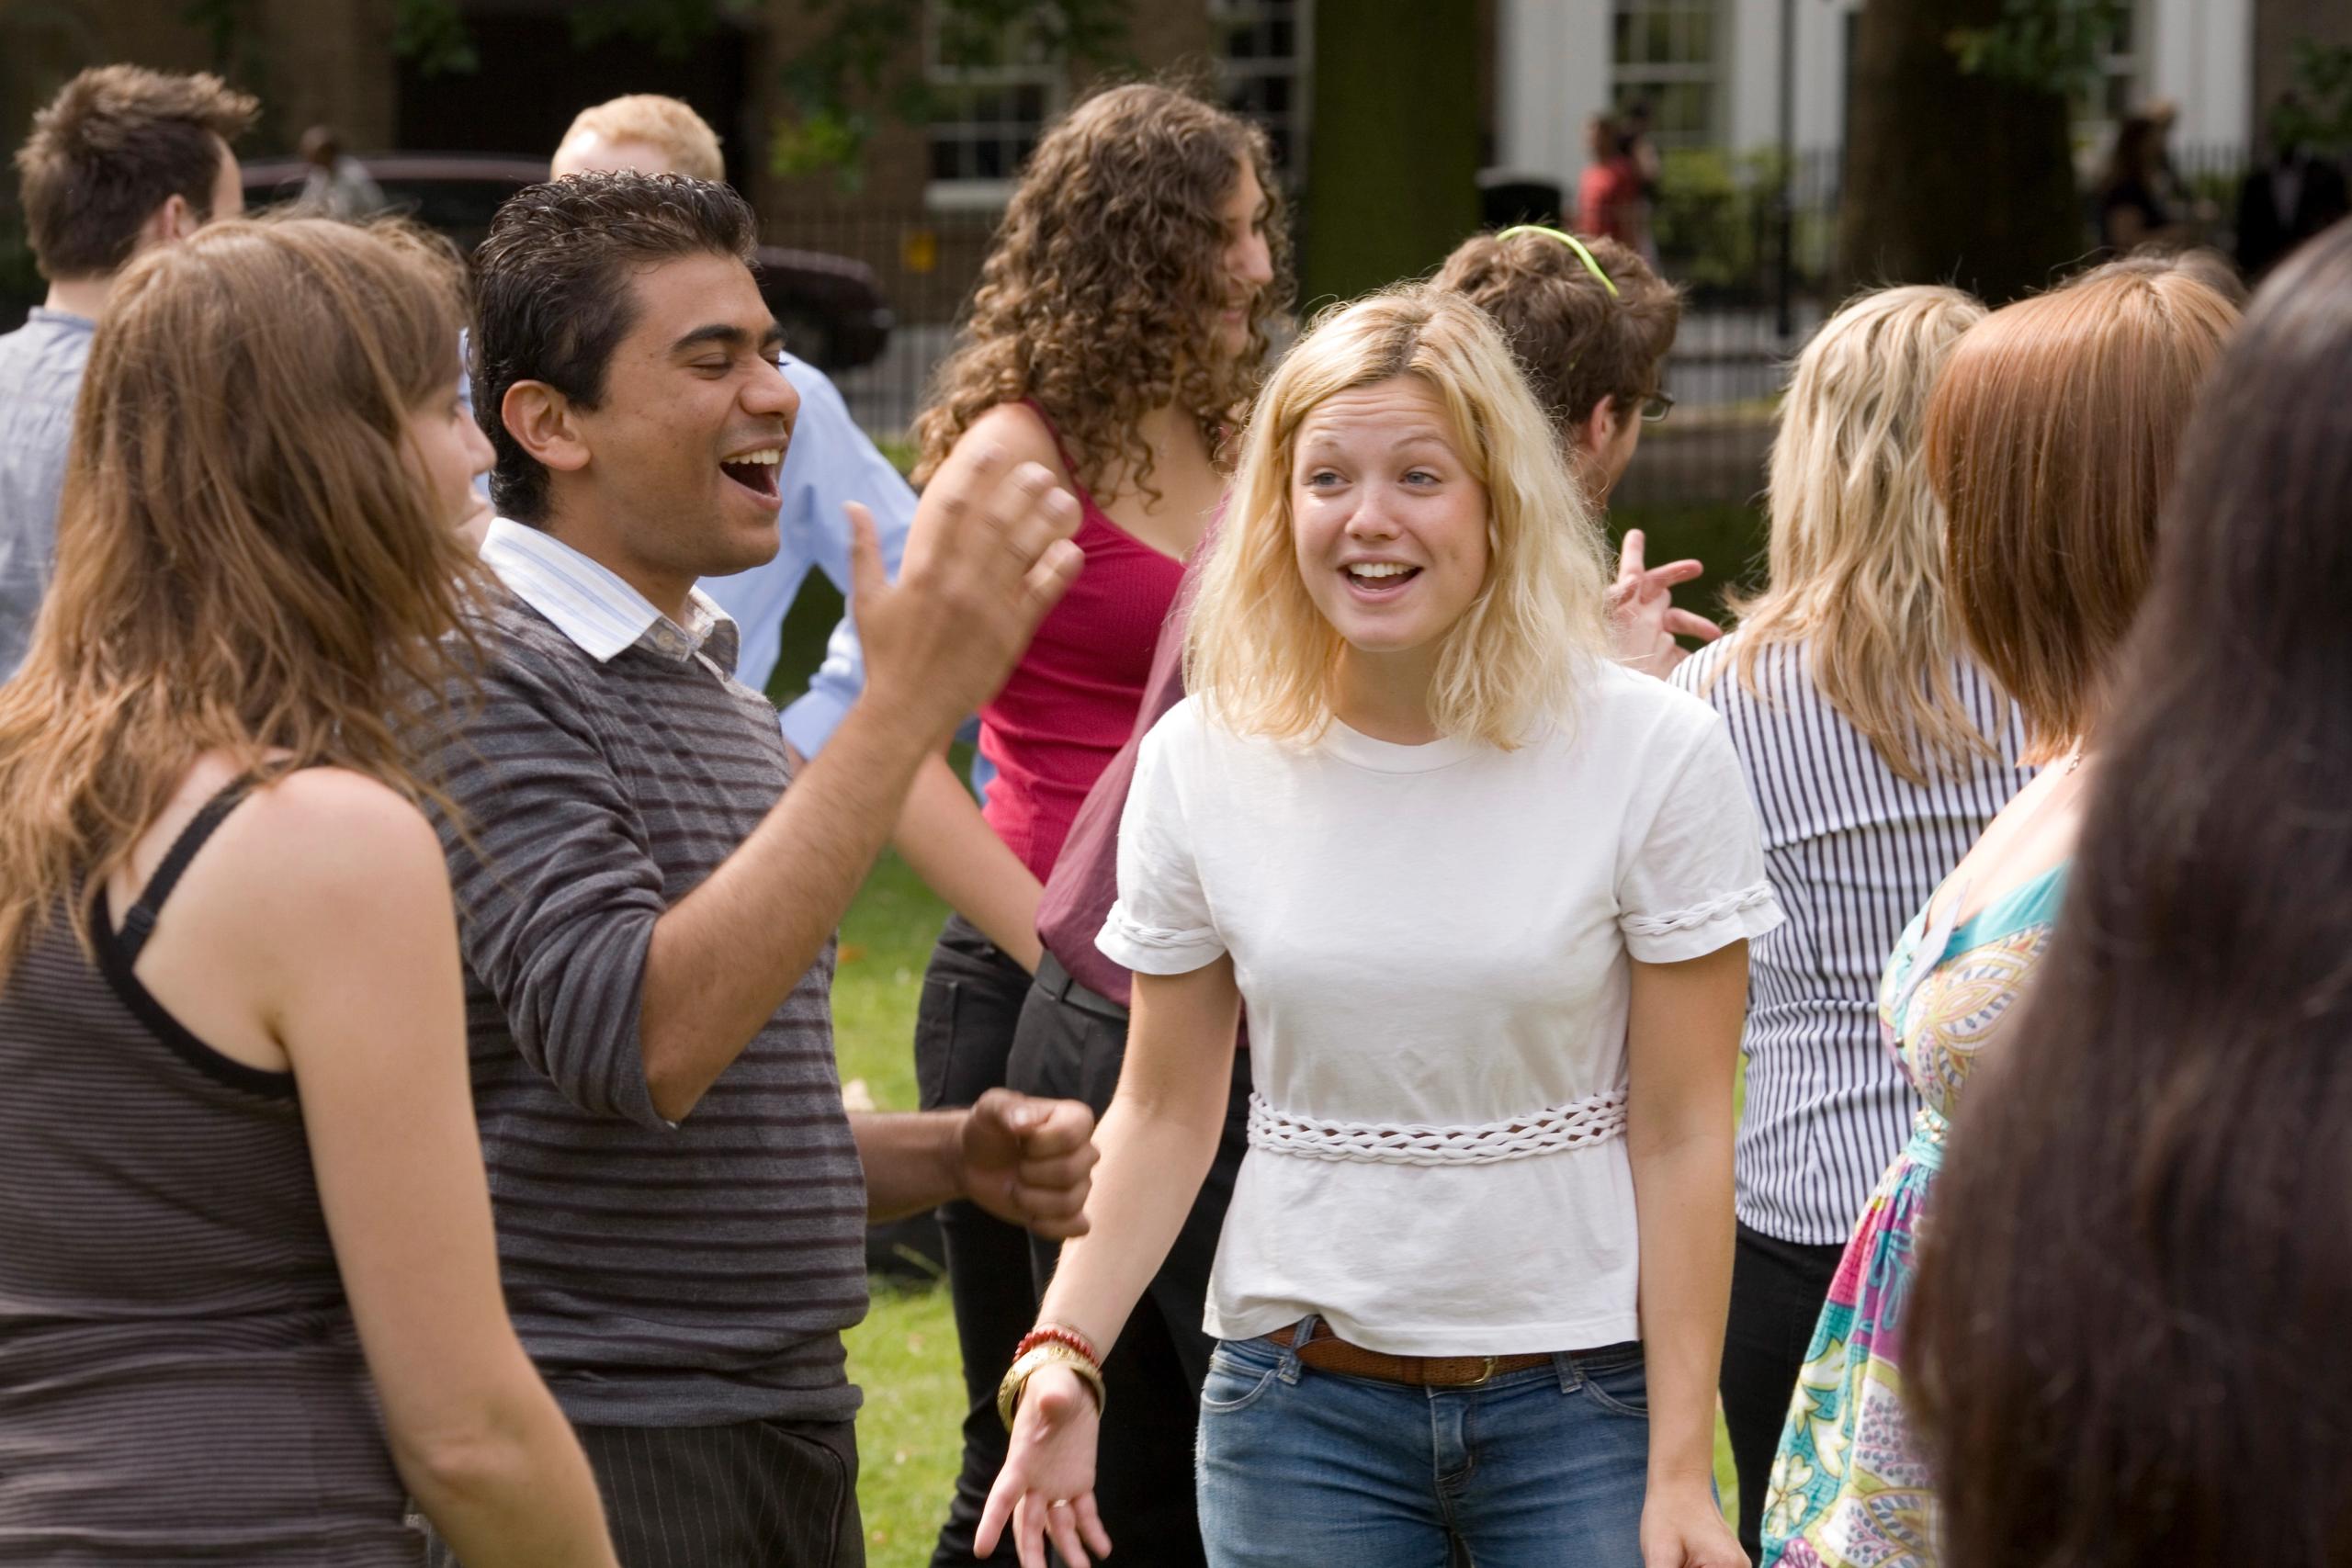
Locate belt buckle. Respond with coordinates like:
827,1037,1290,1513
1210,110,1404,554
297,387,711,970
1462,1355,1499,1388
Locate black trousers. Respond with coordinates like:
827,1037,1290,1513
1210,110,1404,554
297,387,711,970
913,916,1050,1568
1006,956,1251,1568
424,1416,861,1568
1718,1221,1847,1561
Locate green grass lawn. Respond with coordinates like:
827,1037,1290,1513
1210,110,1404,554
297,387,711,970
790,501,1768,1564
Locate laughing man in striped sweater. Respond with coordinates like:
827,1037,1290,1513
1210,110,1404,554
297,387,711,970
424,171,1097,1568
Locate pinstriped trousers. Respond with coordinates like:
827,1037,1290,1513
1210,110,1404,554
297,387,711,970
424,1418,863,1567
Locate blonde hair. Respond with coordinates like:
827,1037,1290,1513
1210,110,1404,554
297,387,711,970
559,94,724,183
1715,285,1993,785
1186,286,1612,750
0,216,484,975
1929,261,2236,762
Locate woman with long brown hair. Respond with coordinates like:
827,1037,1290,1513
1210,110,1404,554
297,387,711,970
1911,222,2352,1568
900,81,1285,1568
0,217,616,1564
1756,260,2236,1568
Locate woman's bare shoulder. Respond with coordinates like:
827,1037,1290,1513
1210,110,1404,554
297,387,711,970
956,401,1069,478
230,768,448,919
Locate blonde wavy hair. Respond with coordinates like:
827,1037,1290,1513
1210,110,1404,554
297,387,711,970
0,216,484,975
1711,285,1995,785
910,82,1291,502
1186,286,1612,750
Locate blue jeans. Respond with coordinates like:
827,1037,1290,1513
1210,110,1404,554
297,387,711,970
1194,1319,1651,1567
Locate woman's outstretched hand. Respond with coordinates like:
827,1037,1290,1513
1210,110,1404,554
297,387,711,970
975,1365,1114,1567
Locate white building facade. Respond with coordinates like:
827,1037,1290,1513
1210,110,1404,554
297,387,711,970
1494,0,2254,189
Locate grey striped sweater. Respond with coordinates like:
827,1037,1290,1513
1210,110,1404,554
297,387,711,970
431,592,865,1428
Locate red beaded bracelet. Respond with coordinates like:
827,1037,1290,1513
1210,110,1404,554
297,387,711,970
1014,1324,1101,1368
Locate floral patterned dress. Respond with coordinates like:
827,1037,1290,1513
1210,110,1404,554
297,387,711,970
1758,860,2070,1568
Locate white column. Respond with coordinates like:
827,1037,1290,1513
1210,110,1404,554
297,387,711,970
1726,0,1779,149
1724,0,1854,154
2144,0,2253,147
1496,0,1615,189
1793,0,1859,153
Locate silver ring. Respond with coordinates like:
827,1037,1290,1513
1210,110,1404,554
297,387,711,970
1048,1500,1073,1511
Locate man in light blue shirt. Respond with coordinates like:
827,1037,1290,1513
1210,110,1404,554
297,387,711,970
1,66,255,681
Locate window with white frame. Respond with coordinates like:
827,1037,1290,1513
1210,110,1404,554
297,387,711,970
1211,0,1311,183
1609,0,1722,149
924,4,1065,203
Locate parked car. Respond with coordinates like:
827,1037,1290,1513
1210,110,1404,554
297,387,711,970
241,152,893,371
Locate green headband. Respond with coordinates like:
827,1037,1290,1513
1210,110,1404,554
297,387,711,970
1494,224,1621,299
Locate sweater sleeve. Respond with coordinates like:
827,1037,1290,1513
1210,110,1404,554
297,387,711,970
432,633,675,1131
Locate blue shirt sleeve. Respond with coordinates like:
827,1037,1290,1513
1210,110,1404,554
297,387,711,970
696,355,915,746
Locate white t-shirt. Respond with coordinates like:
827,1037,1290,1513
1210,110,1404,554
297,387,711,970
1098,663,1782,1355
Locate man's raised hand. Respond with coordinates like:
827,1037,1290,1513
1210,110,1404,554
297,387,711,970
850,443,1084,743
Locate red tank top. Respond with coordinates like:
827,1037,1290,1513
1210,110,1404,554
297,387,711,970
978,405,1188,880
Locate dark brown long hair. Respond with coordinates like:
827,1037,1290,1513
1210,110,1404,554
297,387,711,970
1911,221,2352,1568
0,216,483,974
910,82,1292,502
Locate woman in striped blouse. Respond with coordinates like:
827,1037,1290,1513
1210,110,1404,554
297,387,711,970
1668,286,2033,1559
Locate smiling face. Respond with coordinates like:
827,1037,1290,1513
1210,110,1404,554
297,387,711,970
554,250,797,590
1214,158,1276,361
1292,375,1491,669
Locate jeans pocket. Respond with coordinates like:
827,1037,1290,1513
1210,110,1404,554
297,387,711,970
912,976,961,1111
1199,1341,1282,1416
1575,1346,1652,1418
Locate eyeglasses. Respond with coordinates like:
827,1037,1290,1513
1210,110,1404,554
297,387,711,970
1641,390,1675,423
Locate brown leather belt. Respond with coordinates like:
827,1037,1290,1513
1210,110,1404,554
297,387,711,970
1265,1321,1555,1388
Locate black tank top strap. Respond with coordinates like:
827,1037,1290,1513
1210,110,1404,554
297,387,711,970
114,775,260,964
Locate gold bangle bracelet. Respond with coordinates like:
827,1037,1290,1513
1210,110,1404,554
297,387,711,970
996,1341,1108,1431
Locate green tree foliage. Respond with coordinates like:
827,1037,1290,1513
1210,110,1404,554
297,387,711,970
2273,41,2352,153
1946,0,2134,95
768,0,1132,183
390,0,477,78
374,0,1131,180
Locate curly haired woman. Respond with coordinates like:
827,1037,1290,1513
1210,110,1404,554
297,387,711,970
899,82,1285,1568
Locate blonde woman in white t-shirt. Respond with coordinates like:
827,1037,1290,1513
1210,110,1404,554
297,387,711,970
978,286,1780,1568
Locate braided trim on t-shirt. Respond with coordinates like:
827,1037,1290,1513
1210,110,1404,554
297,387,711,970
1246,1087,1628,1167
1101,905,1218,953
1621,881,1777,939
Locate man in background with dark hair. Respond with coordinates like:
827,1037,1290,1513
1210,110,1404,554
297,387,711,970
0,64,254,681
431,170,1095,1567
